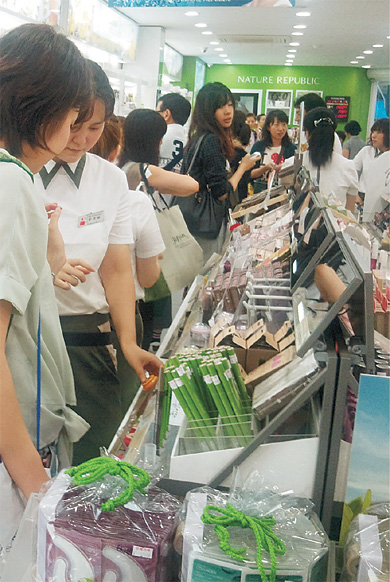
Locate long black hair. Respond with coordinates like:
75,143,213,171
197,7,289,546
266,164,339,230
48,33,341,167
118,108,167,167
303,107,337,168
261,109,292,149
188,82,235,160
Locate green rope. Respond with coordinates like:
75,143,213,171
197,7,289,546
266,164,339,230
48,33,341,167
65,457,150,512
201,503,286,582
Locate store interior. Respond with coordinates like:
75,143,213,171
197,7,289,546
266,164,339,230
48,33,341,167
0,1,389,581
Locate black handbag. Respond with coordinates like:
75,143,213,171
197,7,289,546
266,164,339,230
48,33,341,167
174,135,228,240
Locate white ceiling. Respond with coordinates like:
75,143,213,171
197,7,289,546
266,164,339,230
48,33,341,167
116,0,390,70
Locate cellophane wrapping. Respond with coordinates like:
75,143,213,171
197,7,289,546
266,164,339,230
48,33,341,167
36,469,181,582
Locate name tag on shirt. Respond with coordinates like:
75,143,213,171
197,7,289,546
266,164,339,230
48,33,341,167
78,211,104,227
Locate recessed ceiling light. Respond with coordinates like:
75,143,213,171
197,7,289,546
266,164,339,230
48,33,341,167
387,36,390,39
215,47,223,51
202,31,213,35
286,53,296,57
362,65,371,68
288,49,297,53
292,32,304,36
363,50,373,54
289,42,300,46
356,56,365,59
185,11,199,16
293,25,306,29
195,23,207,28
224,60,232,64
285,63,293,66
219,54,227,57
296,11,310,16
210,41,219,45
373,44,383,48
350,61,358,64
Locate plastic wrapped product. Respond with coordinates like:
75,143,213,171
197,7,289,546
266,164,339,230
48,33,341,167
36,458,181,582
181,471,329,582
340,503,389,582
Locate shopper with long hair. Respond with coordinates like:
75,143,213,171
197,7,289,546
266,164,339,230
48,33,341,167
302,107,358,212
0,23,92,559
177,82,255,262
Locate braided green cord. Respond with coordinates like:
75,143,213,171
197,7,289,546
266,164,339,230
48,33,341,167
201,503,285,582
65,457,150,512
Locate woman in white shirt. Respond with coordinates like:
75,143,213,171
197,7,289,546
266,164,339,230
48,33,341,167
302,107,358,212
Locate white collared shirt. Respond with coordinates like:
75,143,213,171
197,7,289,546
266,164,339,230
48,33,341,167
35,153,134,315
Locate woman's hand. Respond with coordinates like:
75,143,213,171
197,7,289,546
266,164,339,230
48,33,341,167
54,258,95,290
46,204,67,276
121,344,163,384
240,153,257,172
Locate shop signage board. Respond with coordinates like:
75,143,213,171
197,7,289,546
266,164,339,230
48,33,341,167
325,96,350,122
110,0,294,6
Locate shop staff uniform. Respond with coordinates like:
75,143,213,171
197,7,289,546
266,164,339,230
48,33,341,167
35,153,134,463
303,150,359,209
0,150,89,471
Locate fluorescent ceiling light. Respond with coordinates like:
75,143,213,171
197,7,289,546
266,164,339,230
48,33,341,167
288,49,297,53
362,65,371,68
195,23,207,28
210,41,219,45
185,11,199,16
289,42,300,46
219,54,228,57
373,44,383,48
293,25,306,29
202,31,212,35
350,61,358,64
292,32,304,36
363,50,373,54
296,11,310,16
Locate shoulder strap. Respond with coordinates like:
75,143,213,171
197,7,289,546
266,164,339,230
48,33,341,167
186,134,205,176
139,163,169,211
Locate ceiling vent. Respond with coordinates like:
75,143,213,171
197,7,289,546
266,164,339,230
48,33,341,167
218,35,290,44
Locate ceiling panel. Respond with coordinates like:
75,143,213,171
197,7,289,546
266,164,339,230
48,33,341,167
116,0,390,70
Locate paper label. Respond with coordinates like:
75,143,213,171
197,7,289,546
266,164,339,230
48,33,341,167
132,545,153,559
211,375,220,385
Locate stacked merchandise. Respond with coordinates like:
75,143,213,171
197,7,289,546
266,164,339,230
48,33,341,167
36,458,181,582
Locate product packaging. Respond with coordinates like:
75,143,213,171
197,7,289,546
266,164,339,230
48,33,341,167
36,458,181,582
181,471,329,582
340,503,389,582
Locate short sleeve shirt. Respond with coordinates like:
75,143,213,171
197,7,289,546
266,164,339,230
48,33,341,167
128,190,165,300
35,154,134,315
0,149,88,450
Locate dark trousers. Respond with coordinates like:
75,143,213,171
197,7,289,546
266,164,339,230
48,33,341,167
60,313,122,465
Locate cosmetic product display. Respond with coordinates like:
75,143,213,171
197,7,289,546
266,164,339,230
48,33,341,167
37,459,181,582
161,347,252,452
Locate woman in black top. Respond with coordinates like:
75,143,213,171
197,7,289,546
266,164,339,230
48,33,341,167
230,110,253,202
179,82,255,262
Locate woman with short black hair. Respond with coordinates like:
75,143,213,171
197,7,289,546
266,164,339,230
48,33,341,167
343,120,366,159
